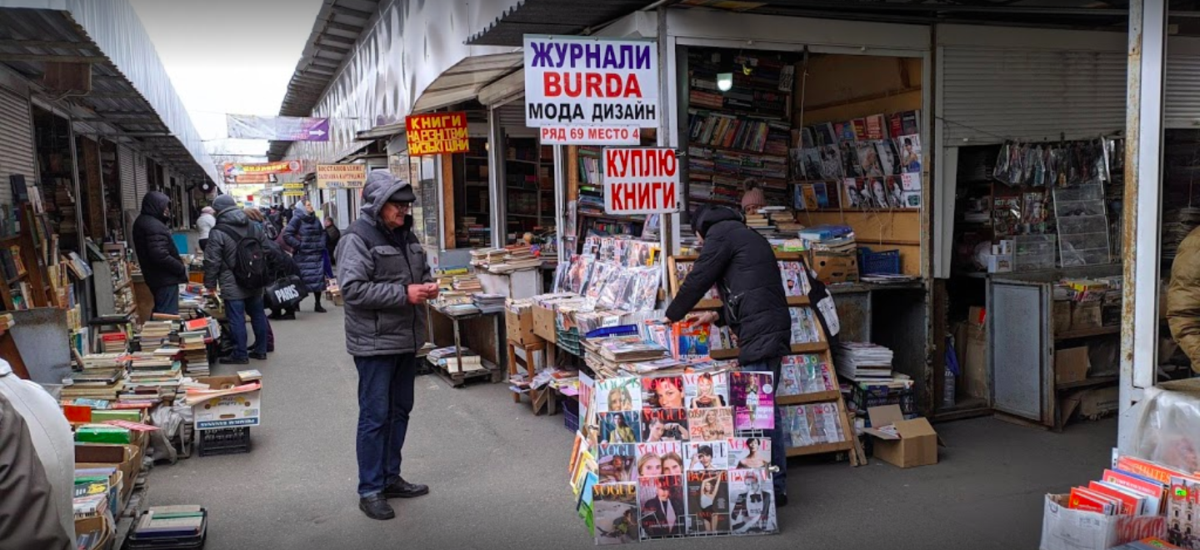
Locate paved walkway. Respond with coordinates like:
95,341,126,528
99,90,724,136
150,306,1116,549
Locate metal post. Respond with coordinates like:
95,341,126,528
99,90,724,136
1119,0,1167,449
67,113,86,256
553,144,567,263
487,106,507,249
657,5,675,275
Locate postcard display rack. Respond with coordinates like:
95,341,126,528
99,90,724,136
669,252,865,465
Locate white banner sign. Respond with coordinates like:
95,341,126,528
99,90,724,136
603,148,681,215
539,125,641,145
523,35,658,129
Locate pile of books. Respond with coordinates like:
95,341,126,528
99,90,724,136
98,330,128,354
137,320,175,349
125,506,207,549
427,346,486,373
744,212,773,232
122,353,182,406
834,341,894,381
62,368,125,401
179,328,209,377
73,464,116,519
469,248,507,269
799,224,857,255
472,293,505,315
487,245,542,273
1064,452,1170,519
452,274,483,293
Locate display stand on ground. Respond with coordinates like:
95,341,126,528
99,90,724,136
427,304,504,387
507,338,556,415
668,252,867,466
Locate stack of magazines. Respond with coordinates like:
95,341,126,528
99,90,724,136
834,341,894,381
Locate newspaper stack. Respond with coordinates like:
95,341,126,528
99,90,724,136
472,294,505,315
799,224,856,255
834,341,894,381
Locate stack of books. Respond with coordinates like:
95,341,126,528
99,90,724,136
469,249,507,269
179,330,208,377
62,368,125,401
799,224,857,254
125,506,207,549
138,320,175,350
834,342,894,381
80,353,124,371
472,293,505,315
452,274,483,293
98,330,128,354
488,245,542,273
744,212,773,232
122,353,182,406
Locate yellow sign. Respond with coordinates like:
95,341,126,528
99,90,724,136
283,190,306,197
317,164,367,189
282,183,305,190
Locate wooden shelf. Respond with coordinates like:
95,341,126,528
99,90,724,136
777,390,841,406
688,197,740,207
1055,325,1119,341
1056,375,1118,391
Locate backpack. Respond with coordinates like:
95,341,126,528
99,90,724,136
263,221,280,241
213,225,270,290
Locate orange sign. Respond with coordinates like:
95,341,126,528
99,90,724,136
222,160,303,177
405,112,470,156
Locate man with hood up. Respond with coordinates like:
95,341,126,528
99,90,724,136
204,195,271,364
132,191,188,315
336,169,438,520
664,204,792,507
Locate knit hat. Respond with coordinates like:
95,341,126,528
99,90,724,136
213,195,237,212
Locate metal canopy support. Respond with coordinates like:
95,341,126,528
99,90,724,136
1119,0,1167,449
487,106,507,249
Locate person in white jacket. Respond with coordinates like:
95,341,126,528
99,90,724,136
197,206,216,254
0,357,74,546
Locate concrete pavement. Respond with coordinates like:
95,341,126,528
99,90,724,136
149,306,1115,549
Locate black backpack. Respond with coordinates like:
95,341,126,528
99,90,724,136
213,225,270,290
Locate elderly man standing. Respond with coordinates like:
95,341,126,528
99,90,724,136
336,170,439,520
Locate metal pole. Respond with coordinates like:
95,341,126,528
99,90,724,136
1119,0,1167,450
553,144,567,264
487,106,507,249
657,5,675,277
67,113,86,257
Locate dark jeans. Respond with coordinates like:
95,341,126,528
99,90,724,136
152,285,179,316
198,238,208,254
355,354,417,497
742,358,787,496
225,294,268,360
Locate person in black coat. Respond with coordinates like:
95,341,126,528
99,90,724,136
324,216,341,266
132,192,187,315
664,204,791,506
283,200,328,312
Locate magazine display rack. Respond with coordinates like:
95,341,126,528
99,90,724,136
668,252,866,466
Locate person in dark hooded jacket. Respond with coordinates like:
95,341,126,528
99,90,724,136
664,204,791,507
284,199,328,312
132,192,188,315
204,195,271,364
336,169,438,520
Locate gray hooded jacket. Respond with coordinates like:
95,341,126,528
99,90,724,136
336,171,432,357
204,203,270,301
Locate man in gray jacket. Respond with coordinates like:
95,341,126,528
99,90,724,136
336,169,439,520
204,194,271,365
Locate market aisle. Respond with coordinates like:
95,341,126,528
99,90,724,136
151,308,1117,549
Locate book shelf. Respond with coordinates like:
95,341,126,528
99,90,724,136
572,146,645,253
686,49,794,210
93,243,135,320
668,252,866,465
457,137,491,248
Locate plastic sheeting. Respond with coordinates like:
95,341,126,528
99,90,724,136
1124,378,1200,472
284,0,518,164
0,0,219,185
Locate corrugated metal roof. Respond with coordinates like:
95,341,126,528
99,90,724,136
268,0,382,162
467,0,659,46
0,7,217,186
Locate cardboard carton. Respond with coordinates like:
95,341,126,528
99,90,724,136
1054,346,1090,385
1072,302,1102,330
864,405,939,468
505,304,542,346
74,515,113,550
811,251,859,284
192,375,262,430
1039,494,1164,550
75,443,142,504
1053,301,1072,334
532,304,558,344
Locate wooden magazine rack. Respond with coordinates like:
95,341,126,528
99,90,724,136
668,252,866,466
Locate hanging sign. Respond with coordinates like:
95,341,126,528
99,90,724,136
405,112,470,155
283,190,306,197
316,164,367,189
227,115,330,141
224,160,302,177
523,35,659,131
603,148,680,215
224,173,277,185
282,183,305,190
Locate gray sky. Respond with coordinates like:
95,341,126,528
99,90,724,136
129,0,325,158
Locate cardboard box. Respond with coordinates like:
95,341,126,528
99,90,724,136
192,376,262,430
532,304,558,344
1052,301,1072,334
74,515,113,550
811,251,859,284
1072,302,1102,330
75,443,142,504
505,304,541,346
963,306,988,400
863,405,939,468
1039,494,1164,550
1054,346,1090,385
1077,386,1119,418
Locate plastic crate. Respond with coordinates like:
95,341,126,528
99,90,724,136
564,408,580,432
197,427,251,457
857,247,901,275
850,384,916,424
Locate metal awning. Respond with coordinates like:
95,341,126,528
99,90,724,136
411,52,524,113
468,0,659,46
0,3,219,187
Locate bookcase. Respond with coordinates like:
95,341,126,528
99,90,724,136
570,146,645,254
668,252,866,465
686,49,793,210
457,137,491,248
93,244,135,319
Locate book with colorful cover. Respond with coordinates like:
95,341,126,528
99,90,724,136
642,408,690,443
673,322,710,360
597,444,637,483
685,441,730,471
593,483,639,545
728,437,772,470
688,407,734,441
778,355,837,396
1068,486,1119,514
683,372,729,409
596,376,642,414
1088,480,1146,515
639,474,686,539
635,441,685,478
1167,475,1200,547
1103,469,1166,515
642,375,685,410
686,470,730,535
731,371,775,431
778,261,811,297
600,412,641,444
865,114,887,140
728,468,777,534
1114,452,1187,485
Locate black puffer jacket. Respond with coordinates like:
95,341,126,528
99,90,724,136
665,206,792,364
131,192,187,290
284,206,327,292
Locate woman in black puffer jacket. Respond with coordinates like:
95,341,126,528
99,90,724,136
283,200,329,312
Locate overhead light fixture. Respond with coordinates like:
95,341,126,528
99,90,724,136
717,72,733,92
